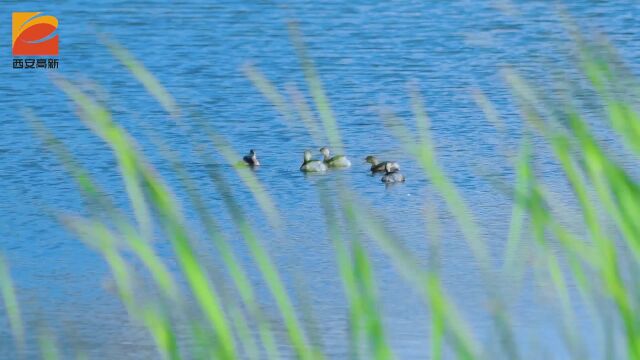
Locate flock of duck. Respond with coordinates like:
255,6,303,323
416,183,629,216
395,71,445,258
242,147,405,183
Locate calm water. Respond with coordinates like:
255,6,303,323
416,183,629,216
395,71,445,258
2,1,640,358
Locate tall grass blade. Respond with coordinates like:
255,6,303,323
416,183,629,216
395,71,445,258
0,254,24,350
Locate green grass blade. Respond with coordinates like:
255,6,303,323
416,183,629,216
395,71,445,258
212,171,317,359
0,254,24,350
53,79,238,359
103,37,180,118
288,21,343,151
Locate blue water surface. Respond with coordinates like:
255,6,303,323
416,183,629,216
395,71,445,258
1,1,639,358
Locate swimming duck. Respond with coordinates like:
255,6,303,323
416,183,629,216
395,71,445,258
319,147,351,168
381,162,405,183
243,149,260,166
300,150,328,172
365,155,400,173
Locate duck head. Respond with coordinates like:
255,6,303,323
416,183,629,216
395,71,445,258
249,149,260,165
365,155,378,165
319,146,331,159
303,150,313,162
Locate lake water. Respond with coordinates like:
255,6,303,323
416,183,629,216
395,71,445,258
2,1,640,359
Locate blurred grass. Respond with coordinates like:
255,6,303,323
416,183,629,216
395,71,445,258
0,254,24,351
3,21,640,360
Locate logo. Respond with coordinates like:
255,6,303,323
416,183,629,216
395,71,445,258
13,12,58,56
12,12,59,69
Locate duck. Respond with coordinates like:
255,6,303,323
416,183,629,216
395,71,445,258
300,150,328,172
381,162,405,183
243,149,260,166
319,146,351,168
365,155,400,173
